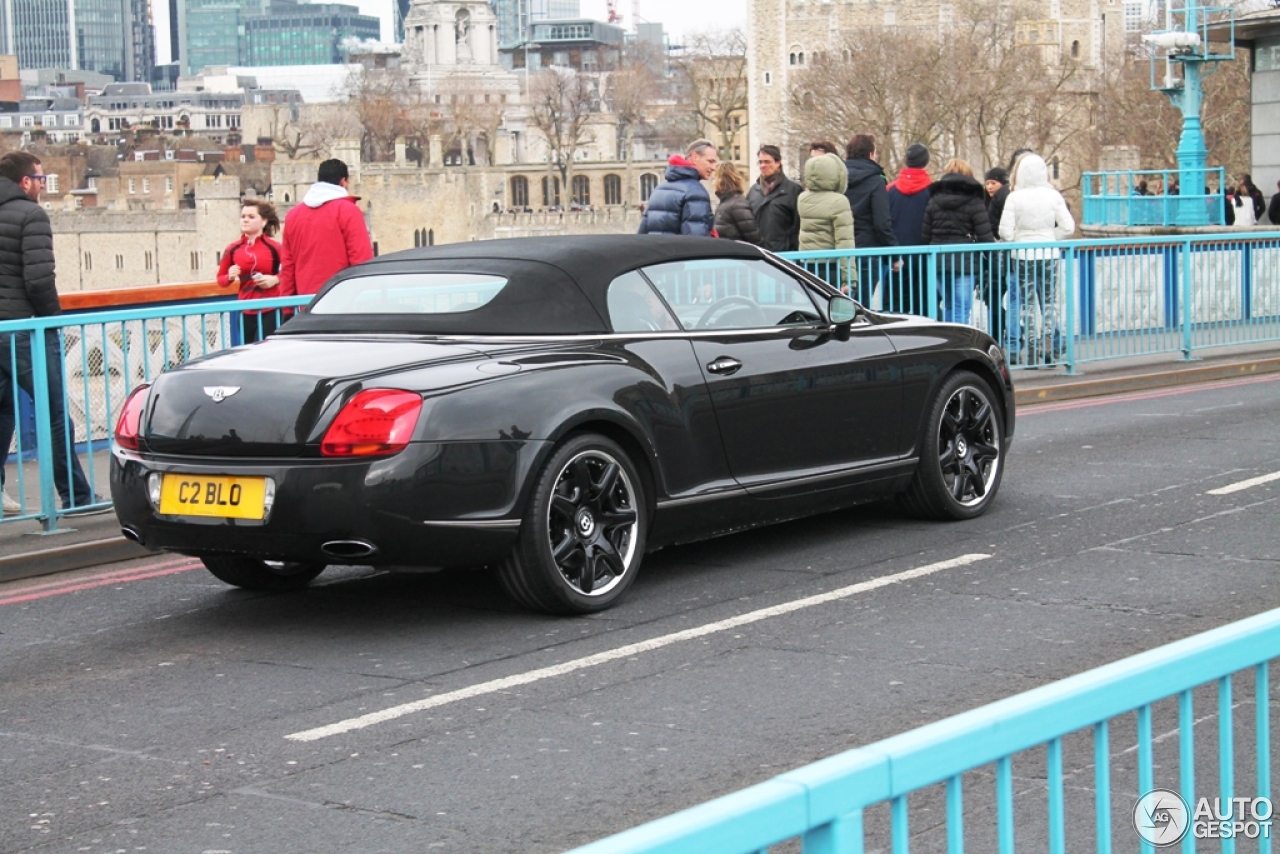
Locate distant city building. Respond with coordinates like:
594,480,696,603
177,0,378,74
243,1,380,66
0,0,154,80
178,0,261,76
0,92,85,143
84,74,300,139
504,18,624,73
492,0,581,49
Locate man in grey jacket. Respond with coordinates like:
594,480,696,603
0,151,98,515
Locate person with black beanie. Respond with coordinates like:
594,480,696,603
983,166,1011,348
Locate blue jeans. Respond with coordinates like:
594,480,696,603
942,272,975,325
0,330,92,506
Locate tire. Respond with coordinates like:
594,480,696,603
498,434,647,615
202,556,326,591
900,370,1005,521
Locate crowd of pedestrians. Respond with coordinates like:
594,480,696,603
639,134,1086,366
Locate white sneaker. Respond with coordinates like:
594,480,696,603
3,489,21,516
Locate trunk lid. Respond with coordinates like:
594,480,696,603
143,337,488,457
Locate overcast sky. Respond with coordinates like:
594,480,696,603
153,0,748,67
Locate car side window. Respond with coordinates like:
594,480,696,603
640,259,822,330
606,270,681,333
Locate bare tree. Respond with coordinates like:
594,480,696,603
437,77,506,166
787,0,1089,173
605,61,660,206
1092,44,1250,181
527,66,597,200
294,103,365,161
669,29,749,160
341,65,418,162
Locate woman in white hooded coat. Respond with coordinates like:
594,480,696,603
999,153,1075,366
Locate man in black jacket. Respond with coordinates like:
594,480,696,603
1269,180,1280,225
843,134,897,306
746,145,802,252
0,151,98,515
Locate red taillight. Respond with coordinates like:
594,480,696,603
114,384,151,451
321,389,423,457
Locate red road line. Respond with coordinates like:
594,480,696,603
0,560,199,606
1021,373,1280,414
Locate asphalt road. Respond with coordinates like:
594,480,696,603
2,374,1278,854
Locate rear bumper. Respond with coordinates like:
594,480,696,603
110,440,544,567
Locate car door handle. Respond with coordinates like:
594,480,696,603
706,357,742,375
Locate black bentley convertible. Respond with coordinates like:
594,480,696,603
111,235,1014,614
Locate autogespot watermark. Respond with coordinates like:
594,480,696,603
1134,789,1274,846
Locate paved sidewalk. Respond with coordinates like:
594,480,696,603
1,344,1277,586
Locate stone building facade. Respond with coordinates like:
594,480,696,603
747,0,1128,178
49,153,654,291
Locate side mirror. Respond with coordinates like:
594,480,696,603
828,295,857,325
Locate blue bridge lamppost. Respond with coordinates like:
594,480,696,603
1083,0,1236,229
1143,0,1235,227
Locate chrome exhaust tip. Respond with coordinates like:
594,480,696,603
320,539,379,560
121,526,143,545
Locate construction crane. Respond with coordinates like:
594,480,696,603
606,0,622,25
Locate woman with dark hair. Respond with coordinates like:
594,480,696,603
217,199,287,343
712,161,762,245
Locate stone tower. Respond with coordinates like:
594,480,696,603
746,0,1127,178
402,0,501,67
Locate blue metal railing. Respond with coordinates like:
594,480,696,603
1,296,308,531
1080,168,1226,227
785,231,1280,369
4,231,1280,529
568,606,1279,853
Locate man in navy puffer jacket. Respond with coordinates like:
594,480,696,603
639,139,718,236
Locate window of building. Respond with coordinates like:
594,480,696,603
763,72,772,86
64,114,79,126
166,177,174,193
510,175,529,208
0,117,10,128
143,178,150,194
572,175,590,206
603,174,622,206
639,173,659,202
1071,40,1080,58
87,177,97,191
128,179,136,194
190,251,200,271
46,174,59,194
145,251,153,270
42,114,56,127
115,254,124,270
542,176,561,207
20,116,33,128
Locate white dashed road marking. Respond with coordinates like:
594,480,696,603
286,553,992,742
1207,470,1280,496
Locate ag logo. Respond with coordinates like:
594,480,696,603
1134,789,1190,847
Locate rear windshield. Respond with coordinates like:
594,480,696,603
277,259,609,336
310,273,507,315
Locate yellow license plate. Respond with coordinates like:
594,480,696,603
159,474,267,520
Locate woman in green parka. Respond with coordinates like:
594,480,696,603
798,152,857,294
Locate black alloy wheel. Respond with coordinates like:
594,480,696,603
901,370,1004,520
201,556,327,591
499,433,647,614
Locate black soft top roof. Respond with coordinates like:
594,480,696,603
278,235,768,336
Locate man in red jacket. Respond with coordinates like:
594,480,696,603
279,159,373,296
